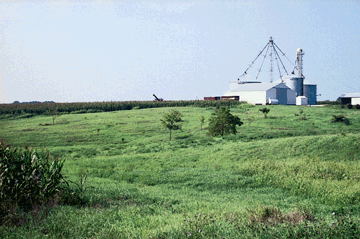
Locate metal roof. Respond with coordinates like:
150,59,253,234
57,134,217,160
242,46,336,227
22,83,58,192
274,77,316,86
339,93,360,98
274,75,316,86
234,74,262,84
303,79,316,85
228,82,291,92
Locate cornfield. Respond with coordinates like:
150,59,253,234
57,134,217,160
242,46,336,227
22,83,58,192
0,100,245,115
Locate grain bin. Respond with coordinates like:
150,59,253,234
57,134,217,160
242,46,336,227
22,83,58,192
303,84,317,105
282,75,303,96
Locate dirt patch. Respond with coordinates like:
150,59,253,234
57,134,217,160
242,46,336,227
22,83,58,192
246,206,314,226
22,129,35,131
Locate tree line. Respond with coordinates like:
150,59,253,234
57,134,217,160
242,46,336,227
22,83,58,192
0,100,245,115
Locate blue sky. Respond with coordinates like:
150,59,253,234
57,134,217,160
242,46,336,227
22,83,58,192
0,0,359,103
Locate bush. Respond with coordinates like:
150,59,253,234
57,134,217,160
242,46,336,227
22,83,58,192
0,141,84,226
331,114,350,125
207,107,243,136
356,104,360,110
347,104,353,109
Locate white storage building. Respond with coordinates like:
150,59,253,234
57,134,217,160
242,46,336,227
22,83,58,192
339,93,360,105
223,81,296,105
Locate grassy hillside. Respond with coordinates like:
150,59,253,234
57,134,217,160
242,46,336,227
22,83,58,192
1,104,360,238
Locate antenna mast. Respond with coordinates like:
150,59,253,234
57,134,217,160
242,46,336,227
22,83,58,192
238,36,297,82
269,37,274,83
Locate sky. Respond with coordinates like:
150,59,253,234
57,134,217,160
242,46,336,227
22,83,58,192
0,0,359,103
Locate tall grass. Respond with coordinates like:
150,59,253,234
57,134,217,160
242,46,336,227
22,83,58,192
1,105,360,237
0,140,87,226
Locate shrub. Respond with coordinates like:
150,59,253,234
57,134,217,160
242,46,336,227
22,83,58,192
356,104,360,110
347,104,353,109
331,114,350,125
0,141,84,226
207,107,243,136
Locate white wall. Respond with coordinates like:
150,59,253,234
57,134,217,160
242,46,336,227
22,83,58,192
296,96,308,105
223,90,267,105
239,91,267,105
352,98,360,105
225,87,295,105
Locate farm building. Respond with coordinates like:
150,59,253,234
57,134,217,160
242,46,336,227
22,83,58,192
222,74,317,106
220,38,317,105
338,93,360,105
223,81,296,105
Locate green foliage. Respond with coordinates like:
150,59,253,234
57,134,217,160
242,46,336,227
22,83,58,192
2,106,360,237
163,207,360,239
318,100,340,105
259,107,270,118
331,114,350,125
294,109,308,120
198,115,205,130
64,171,93,205
49,109,61,124
0,142,64,206
207,107,243,136
0,142,65,225
0,141,90,226
0,100,246,116
246,116,255,125
160,109,183,140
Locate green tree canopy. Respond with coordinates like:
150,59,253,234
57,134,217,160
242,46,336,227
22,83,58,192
207,107,243,136
160,109,183,140
199,115,205,130
259,108,270,118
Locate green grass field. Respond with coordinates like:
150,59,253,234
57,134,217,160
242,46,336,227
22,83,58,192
1,104,360,238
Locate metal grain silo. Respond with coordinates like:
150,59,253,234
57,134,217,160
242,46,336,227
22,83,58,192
282,75,303,96
304,84,317,105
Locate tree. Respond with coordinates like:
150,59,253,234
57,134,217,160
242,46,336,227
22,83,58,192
259,108,270,118
199,115,205,130
160,109,183,140
50,110,61,124
207,107,243,136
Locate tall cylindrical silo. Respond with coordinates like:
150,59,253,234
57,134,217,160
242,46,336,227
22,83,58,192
282,75,303,96
304,84,317,105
